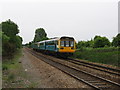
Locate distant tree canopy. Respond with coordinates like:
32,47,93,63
1,19,23,57
112,33,120,47
77,40,94,49
77,35,111,49
93,36,110,48
33,28,49,42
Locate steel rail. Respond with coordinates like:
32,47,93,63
66,59,120,76
69,58,120,73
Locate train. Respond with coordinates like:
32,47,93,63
32,36,76,58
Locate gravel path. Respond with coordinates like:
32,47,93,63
21,48,91,88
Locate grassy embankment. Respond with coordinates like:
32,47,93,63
2,49,37,88
72,47,120,67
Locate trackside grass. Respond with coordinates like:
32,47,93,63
2,49,37,88
72,47,120,67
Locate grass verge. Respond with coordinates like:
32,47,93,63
72,47,120,67
2,49,38,88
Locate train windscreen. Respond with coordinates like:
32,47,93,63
60,40,74,47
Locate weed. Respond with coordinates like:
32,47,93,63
73,47,120,67
7,73,15,81
27,82,38,88
2,65,8,70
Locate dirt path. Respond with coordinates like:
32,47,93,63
21,48,91,88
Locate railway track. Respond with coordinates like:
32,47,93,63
26,48,120,89
67,58,120,76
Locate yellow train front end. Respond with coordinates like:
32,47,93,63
58,37,76,53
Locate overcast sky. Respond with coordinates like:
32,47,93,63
0,0,119,44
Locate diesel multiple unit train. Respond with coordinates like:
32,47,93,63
32,36,76,57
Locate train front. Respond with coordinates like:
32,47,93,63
58,36,76,53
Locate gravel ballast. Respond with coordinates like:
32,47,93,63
21,48,91,88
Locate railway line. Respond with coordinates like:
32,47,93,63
67,58,120,76
26,48,120,89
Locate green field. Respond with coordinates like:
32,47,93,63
72,47,120,67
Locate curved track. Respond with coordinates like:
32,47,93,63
26,48,120,90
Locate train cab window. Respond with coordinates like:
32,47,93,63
70,41,74,47
60,41,64,47
66,41,69,47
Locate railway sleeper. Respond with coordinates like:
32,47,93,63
97,85,112,89
93,83,109,86
87,81,102,83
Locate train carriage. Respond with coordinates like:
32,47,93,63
32,36,76,57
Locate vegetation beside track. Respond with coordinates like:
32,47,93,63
1,19,23,58
2,49,36,88
72,47,120,67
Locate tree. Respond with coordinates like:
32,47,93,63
2,32,10,56
85,40,94,47
1,19,23,57
2,19,19,37
93,36,110,48
77,41,85,48
15,36,23,48
112,33,120,47
33,28,48,42
77,39,94,49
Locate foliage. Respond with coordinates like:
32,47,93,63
0,26,2,54
112,33,120,47
33,28,48,42
77,39,94,49
1,19,23,57
2,19,19,37
93,36,110,48
77,36,110,49
73,47,120,67
2,32,10,43
12,36,23,48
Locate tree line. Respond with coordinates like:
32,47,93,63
24,25,120,49
25,28,48,47
77,34,120,49
1,19,23,58
25,27,120,49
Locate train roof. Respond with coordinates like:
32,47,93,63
36,36,74,44
37,37,60,43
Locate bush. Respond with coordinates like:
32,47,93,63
73,47,120,67
1,19,23,58
2,65,8,70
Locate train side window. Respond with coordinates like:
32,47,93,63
40,43,44,45
55,40,58,45
38,43,40,47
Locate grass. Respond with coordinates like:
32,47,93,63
2,48,38,88
2,49,24,87
27,82,38,88
2,49,22,71
72,47,120,67
2,49,22,76
7,74,15,81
